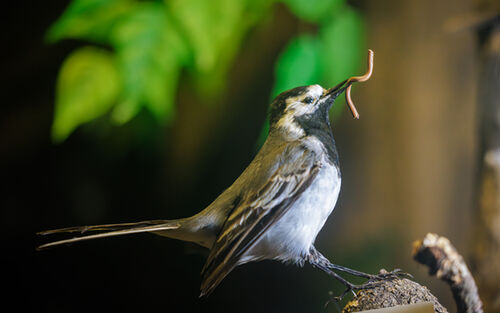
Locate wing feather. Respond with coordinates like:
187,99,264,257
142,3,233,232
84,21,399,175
200,144,321,296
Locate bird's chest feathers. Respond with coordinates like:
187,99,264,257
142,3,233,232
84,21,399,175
246,164,341,263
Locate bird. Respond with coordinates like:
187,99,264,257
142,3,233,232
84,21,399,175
38,50,401,298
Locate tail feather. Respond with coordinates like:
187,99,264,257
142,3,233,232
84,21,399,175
37,220,170,235
37,220,181,251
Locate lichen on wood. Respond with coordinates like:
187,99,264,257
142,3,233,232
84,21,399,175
342,273,448,313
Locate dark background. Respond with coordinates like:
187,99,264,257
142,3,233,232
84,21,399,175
2,1,488,313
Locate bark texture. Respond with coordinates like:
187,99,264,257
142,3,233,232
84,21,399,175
413,233,483,313
343,274,447,313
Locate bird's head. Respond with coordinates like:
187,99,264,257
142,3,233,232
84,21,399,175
269,83,347,139
268,49,374,140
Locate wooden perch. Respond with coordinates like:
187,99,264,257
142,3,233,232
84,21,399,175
342,271,448,313
412,233,483,313
341,233,484,313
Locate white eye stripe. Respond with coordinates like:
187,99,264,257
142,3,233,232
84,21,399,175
308,85,324,98
284,85,324,113
285,98,316,115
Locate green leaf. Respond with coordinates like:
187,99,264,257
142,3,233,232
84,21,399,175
166,0,272,98
272,34,322,98
318,6,365,116
282,0,344,23
52,46,120,143
109,2,188,124
46,0,136,43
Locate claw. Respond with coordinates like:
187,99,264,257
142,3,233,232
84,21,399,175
367,268,413,283
325,288,352,308
325,280,384,308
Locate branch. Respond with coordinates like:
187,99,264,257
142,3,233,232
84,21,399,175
412,233,483,313
342,272,448,313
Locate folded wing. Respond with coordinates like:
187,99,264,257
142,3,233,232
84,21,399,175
200,143,320,296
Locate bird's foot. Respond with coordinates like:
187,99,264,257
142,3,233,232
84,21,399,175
366,268,413,283
325,288,354,309
324,269,413,307
325,279,383,308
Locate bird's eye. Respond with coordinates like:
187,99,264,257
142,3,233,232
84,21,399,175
303,96,314,104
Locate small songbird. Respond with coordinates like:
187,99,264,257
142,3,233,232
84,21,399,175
39,50,399,297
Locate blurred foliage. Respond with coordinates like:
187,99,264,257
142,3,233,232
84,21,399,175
272,1,365,112
49,0,364,142
52,47,120,143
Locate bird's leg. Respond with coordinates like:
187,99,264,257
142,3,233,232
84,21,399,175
306,247,410,300
327,263,411,281
307,248,381,300
308,252,381,290
309,256,380,305
326,263,374,279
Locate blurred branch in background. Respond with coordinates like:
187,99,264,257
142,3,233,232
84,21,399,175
471,6,500,313
47,0,365,143
413,233,482,313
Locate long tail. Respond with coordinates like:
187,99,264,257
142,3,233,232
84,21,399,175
37,220,182,250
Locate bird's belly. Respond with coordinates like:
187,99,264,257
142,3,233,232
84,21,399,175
243,165,341,264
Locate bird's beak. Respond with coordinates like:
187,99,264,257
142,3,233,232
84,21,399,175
320,79,349,112
322,80,348,101
321,49,374,120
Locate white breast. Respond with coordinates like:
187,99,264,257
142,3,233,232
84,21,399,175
241,163,341,264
